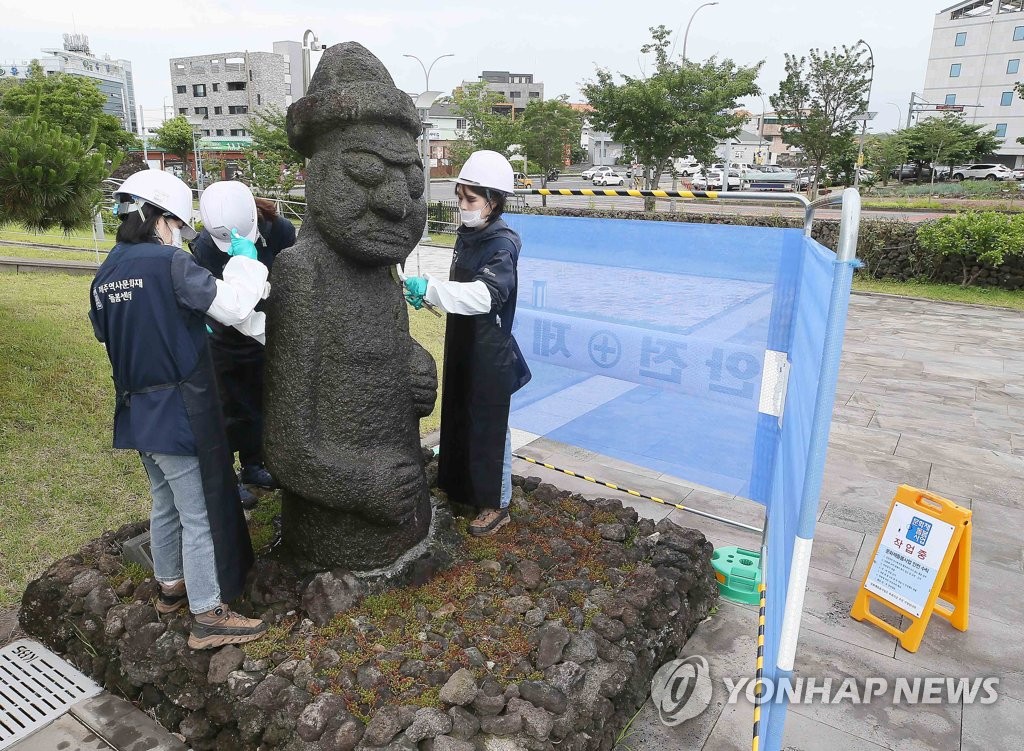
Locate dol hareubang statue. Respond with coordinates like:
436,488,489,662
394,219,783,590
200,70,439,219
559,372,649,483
264,42,438,570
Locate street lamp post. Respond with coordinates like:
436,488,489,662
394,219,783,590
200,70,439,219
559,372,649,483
887,102,903,130
853,39,875,189
404,53,454,241
677,2,719,63
188,118,205,192
302,30,327,97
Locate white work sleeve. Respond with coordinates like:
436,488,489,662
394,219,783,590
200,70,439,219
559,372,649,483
206,256,270,326
232,310,267,345
423,274,492,315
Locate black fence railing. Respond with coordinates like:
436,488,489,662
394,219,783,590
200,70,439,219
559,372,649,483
428,200,459,234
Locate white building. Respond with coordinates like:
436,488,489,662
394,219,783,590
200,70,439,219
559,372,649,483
922,0,1024,165
0,34,137,132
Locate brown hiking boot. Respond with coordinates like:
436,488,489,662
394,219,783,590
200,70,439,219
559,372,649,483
155,580,188,615
469,509,510,537
188,605,268,650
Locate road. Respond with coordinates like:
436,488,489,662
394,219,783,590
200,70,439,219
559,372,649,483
427,176,949,224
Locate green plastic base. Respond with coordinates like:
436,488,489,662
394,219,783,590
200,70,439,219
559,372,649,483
711,546,762,605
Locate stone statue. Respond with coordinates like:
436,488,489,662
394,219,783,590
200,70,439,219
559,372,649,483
264,42,437,571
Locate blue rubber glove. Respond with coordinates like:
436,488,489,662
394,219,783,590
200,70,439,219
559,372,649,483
227,228,258,260
205,324,213,335
404,276,428,310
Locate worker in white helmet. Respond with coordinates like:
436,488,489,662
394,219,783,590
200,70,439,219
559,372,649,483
403,150,532,536
89,168,268,650
193,181,297,505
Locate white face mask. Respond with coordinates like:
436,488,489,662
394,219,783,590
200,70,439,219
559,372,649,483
170,226,183,248
460,208,487,228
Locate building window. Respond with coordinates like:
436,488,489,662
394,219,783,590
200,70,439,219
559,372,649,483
174,63,186,73
193,84,206,97
216,129,224,136
1001,90,1014,105
950,63,962,77
456,118,467,129
257,94,262,105
1016,26,1024,41
195,107,208,118
228,105,248,114
249,70,253,81
214,106,222,115
1010,59,1021,74
230,129,247,136
529,91,541,98
178,107,187,115
955,32,967,46
202,129,211,136
212,83,219,92
945,94,957,105
509,90,521,99
996,123,1008,137
176,85,186,94
227,81,246,91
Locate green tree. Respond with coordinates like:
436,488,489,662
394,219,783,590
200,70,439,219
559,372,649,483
247,105,304,172
865,133,910,186
583,25,762,200
1,62,138,157
448,82,524,168
917,211,1024,286
0,98,112,232
520,96,583,187
153,116,195,173
901,114,1001,183
770,43,871,197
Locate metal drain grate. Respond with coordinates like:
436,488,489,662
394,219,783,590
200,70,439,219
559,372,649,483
0,639,102,749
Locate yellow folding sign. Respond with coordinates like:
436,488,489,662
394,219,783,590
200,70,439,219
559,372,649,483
851,485,971,653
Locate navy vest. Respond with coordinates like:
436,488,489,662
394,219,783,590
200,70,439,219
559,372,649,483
90,242,208,454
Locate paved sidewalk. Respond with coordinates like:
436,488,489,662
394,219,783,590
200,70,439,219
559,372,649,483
504,290,1024,750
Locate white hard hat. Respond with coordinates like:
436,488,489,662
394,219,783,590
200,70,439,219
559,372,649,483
455,150,515,196
199,181,259,252
114,170,197,240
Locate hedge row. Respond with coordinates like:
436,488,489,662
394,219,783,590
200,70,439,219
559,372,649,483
516,206,1024,290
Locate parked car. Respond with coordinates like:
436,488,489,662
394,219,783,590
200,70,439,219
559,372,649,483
951,163,1013,181
593,171,625,186
693,169,741,190
513,172,533,188
1013,167,1024,180
581,165,614,181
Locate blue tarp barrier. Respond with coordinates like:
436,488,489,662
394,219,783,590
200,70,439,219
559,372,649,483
503,212,853,750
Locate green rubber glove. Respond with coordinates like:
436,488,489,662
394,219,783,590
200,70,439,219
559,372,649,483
228,228,258,260
404,276,428,310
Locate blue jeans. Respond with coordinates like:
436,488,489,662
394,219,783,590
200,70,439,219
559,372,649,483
500,428,511,510
139,452,222,614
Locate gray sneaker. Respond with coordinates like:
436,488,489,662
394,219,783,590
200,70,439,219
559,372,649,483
188,605,267,650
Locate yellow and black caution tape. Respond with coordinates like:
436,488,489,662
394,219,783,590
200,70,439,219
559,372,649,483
522,188,720,199
512,452,762,534
751,581,767,751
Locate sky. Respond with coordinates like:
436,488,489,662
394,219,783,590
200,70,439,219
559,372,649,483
0,0,940,134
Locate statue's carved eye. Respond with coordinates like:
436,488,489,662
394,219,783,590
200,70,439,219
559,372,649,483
343,154,387,186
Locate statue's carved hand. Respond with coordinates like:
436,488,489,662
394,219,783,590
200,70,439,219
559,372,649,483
357,449,425,527
409,340,438,418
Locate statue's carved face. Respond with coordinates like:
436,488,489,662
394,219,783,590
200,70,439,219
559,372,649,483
306,122,426,265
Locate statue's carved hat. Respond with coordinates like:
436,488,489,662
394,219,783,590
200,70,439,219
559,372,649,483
287,42,422,157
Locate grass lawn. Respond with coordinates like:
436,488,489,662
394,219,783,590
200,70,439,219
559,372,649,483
0,272,445,607
1,244,105,264
0,225,106,250
853,276,1024,310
